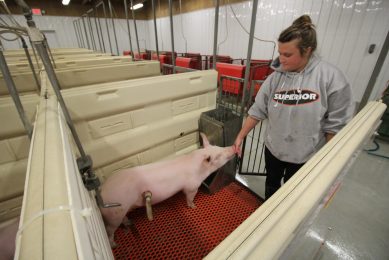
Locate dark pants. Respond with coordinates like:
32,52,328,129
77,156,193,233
265,147,304,200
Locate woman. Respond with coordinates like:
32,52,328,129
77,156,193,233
233,15,354,199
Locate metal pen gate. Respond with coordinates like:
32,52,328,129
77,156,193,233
217,76,267,177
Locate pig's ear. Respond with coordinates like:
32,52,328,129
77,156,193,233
200,132,210,147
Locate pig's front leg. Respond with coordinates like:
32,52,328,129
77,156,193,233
184,189,198,208
122,215,132,228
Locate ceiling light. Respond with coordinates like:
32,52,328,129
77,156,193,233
130,3,143,10
62,0,70,5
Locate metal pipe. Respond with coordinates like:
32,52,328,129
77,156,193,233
0,43,33,139
73,19,81,48
99,1,113,54
168,0,176,74
78,19,86,48
34,41,87,159
20,37,40,92
359,30,389,111
124,0,135,61
86,11,96,50
107,0,119,55
240,0,259,119
151,0,159,60
81,15,90,49
130,0,141,57
213,0,220,70
94,2,106,52
29,38,40,69
92,8,103,52
74,19,84,48
42,34,56,68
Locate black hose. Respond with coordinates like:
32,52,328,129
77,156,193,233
365,139,389,159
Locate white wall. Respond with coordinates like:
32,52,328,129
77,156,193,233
146,0,389,104
1,0,388,104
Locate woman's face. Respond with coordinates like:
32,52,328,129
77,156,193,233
278,39,311,72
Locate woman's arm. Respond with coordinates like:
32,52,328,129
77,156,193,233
233,116,260,156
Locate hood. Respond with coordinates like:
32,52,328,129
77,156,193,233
271,53,321,75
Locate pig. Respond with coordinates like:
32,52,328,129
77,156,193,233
0,217,19,260
100,133,235,248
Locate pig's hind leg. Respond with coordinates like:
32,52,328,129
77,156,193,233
184,189,198,208
101,208,126,248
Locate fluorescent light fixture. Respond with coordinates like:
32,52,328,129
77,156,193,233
62,0,70,5
130,3,143,10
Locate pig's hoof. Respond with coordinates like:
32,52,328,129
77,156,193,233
187,202,196,208
110,240,118,249
122,217,132,227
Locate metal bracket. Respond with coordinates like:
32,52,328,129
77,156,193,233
77,155,121,208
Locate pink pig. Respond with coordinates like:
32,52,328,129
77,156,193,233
0,217,19,260
100,133,235,247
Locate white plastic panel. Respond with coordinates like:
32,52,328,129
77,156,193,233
14,95,113,260
205,101,386,259
0,94,37,222
59,70,218,180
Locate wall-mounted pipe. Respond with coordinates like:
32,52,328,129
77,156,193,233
168,0,176,74
212,0,220,70
81,14,90,49
20,37,40,92
86,9,96,51
130,0,141,58
151,0,159,60
124,0,135,61
240,0,259,118
107,0,119,55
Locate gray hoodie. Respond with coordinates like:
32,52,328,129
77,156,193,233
248,53,354,163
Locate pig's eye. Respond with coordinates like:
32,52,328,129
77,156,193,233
206,156,211,162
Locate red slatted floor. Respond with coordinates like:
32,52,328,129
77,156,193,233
112,181,263,259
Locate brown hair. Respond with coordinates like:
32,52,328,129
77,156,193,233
278,15,317,55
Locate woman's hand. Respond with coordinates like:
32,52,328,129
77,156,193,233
233,137,243,157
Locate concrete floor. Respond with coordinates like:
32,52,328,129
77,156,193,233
236,137,389,259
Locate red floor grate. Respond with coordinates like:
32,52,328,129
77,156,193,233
112,181,263,259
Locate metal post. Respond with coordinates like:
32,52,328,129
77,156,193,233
107,0,119,55
34,40,88,159
29,38,40,69
95,2,107,53
240,0,259,118
124,0,135,61
74,19,83,48
152,0,159,59
213,0,220,70
130,0,141,57
42,34,56,68
92,7,103,52
100,1,113,54
168,0,176,74
0,44,33,139
86,11,96,50
21,37,40,92
73,19,81,48
359,30,389,111
81,15,90,49
79,19,86,48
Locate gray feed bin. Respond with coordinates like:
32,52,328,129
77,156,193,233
199,107,241,194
